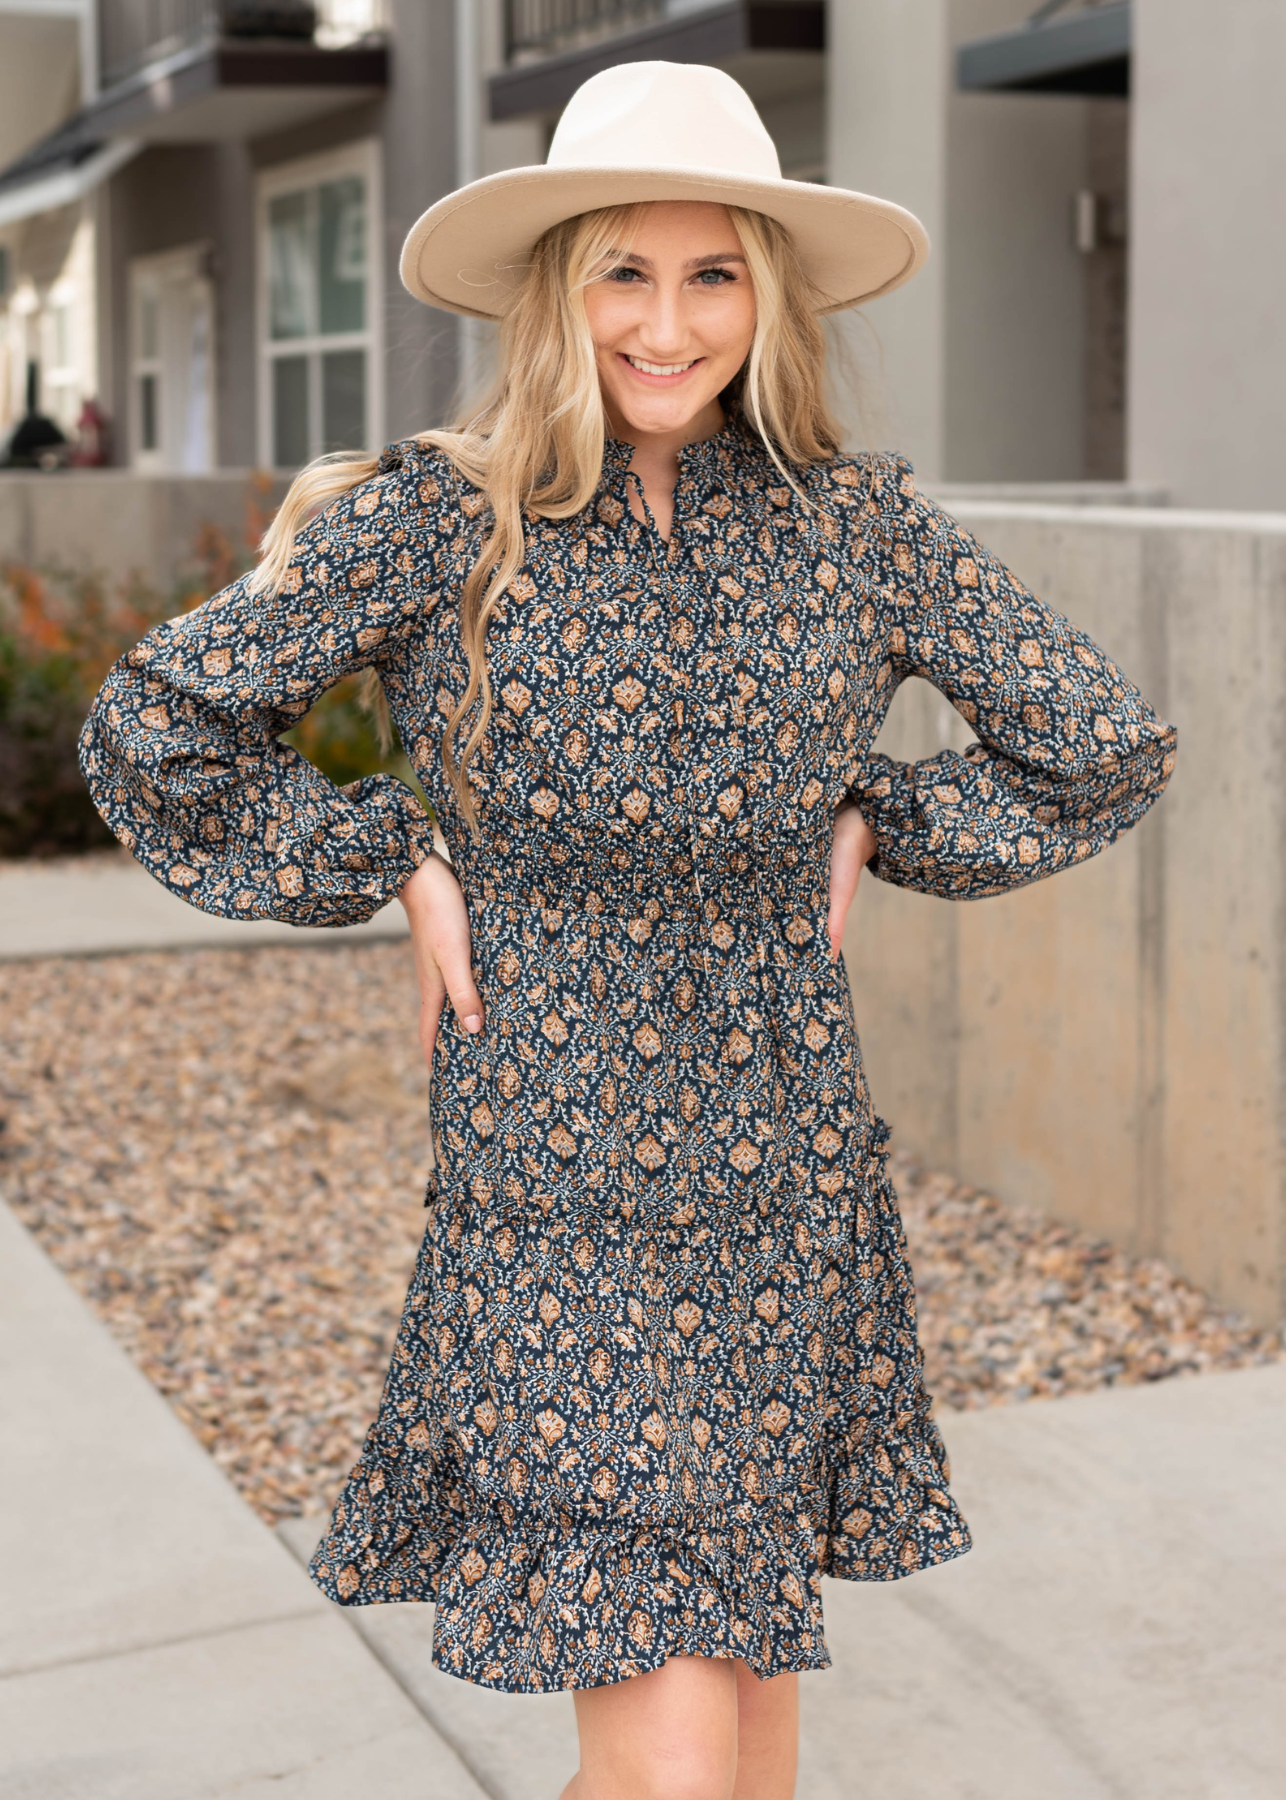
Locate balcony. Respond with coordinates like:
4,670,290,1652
490,0,824,123
0,0,387,223
504,1,666,66
72,0,387,146
98,1,387,89
957,1,1131,97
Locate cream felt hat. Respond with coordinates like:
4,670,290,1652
400,61,928,319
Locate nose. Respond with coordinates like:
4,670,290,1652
635,280,690,359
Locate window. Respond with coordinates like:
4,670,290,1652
136,281,160,450
1,278,37,445
258,143,381,467
43,286,79,433
128,247,215,471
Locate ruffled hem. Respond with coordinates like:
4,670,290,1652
312,1473,834,1689
817,1119,974,1582
309,1438,969,1692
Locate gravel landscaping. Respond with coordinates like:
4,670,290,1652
2,941,1280,1525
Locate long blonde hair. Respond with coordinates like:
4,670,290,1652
252,202,842,829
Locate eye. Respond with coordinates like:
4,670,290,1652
695,266,736,286
606,265,643,283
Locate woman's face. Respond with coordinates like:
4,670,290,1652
584,201,756,441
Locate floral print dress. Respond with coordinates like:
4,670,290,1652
81,424,1176,1692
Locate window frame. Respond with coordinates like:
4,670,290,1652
43,277,80,434
255,138,384,470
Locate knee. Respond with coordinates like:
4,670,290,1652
626,1744,737,1800
579,1738,736,1800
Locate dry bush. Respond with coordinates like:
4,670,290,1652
0,508,410,857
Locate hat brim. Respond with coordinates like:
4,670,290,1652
399,165,929,319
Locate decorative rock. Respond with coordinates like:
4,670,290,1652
1,942,1278,1525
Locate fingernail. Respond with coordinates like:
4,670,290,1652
463,1014,483,1034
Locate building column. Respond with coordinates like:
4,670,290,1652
1129,0,1286,509
380,0,460,440
826,0,951,477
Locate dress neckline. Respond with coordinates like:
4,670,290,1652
602,415,757,481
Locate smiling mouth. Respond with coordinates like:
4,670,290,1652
622,354,700,378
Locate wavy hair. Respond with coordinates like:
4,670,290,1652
252,202,842,830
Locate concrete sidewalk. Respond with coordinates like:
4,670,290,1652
277,1368,1286,1800
0,852,409,960
4,1190,1284,1799
0,1198,483,1800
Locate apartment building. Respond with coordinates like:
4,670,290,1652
0,1,1280,507
0,0,458,471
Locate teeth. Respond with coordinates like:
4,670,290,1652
626,355,696,376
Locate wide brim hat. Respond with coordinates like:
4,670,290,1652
401,61,928,320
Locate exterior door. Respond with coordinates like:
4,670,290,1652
129,246,215,471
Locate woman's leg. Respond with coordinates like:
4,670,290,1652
557,1656,799,1800
731,1664,798,1800
559,1655,740,1800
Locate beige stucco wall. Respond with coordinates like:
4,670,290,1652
1128,0,1286,510
827,0,1090,482
844,500,1286,1327
826,0,950,469
942,4,1087,483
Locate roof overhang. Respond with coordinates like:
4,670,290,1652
957,2,1130,97
0,33,388,220
0,136,140,229
78,35,388,142
489,1,824,123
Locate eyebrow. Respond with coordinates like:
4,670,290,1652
616,251,748,270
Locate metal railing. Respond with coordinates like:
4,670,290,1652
97,0,384,89
503,0,666,64
1026,0,1114,19
98,0,212,86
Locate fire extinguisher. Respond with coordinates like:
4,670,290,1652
71,397,110,467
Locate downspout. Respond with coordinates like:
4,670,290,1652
454,0,483,393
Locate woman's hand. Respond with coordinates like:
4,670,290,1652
828,801,877,961
398,851,483,1070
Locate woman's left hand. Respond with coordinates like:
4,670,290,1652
828,801,877,961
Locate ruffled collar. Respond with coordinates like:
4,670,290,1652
602,415,767,485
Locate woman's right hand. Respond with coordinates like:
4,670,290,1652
398,851,483,1071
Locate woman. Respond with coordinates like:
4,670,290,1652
81,61,1175,1800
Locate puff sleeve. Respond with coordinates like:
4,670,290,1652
849,457,1177,899
78,455,442,926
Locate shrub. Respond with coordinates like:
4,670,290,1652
0,530,415,859
0,628,114,856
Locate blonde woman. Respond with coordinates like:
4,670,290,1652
82,62,1175,1800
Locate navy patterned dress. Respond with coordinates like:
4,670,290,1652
81,424,1176,1692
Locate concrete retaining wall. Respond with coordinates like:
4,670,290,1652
844,500,1286,1327
5,473,1281,1324
0,470,1168,586
0,470,290,588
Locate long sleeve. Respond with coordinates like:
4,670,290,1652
849,456,1177,899
79,455,443,926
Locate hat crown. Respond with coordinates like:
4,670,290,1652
546,61,782,182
